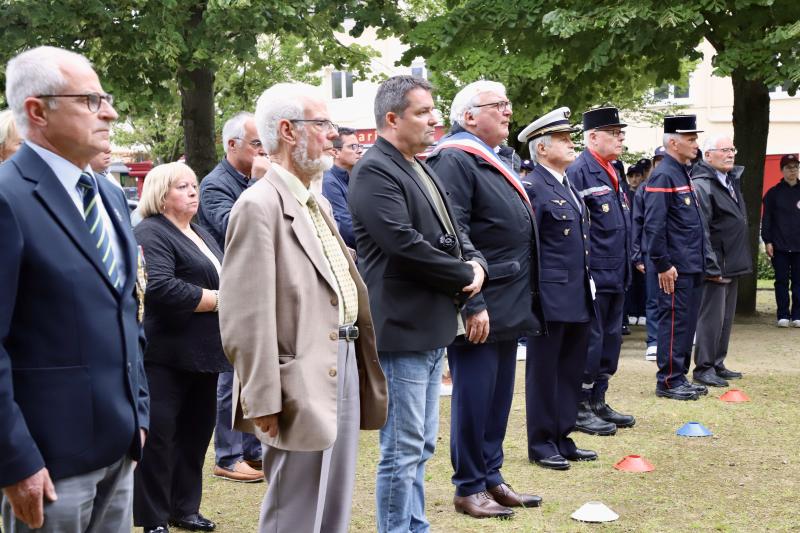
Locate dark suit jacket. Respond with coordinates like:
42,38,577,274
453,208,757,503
0,144,149,487
134,215,230,373
524,164,593,323
348,136,487,352
426,138,545,341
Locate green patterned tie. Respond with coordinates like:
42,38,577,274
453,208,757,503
78,172,122,290
306,195,358,324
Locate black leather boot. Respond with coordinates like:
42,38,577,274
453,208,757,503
591,398,635,428
575,400,617,436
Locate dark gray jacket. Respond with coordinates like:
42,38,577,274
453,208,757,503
691,160,752,277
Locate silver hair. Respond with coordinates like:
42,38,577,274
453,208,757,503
582,129,597,147
528,135,553,164
702,134,732,154
5,46,93,137
663,133,682,148
449,80,507,126
254,83,320,154
374,75,432,130
222,112,254,154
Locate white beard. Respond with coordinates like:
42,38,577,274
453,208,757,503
293,133,333,177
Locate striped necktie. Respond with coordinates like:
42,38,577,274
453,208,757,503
306,195,358,324
77,172,122,290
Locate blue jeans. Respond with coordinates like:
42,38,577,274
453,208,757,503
375,348,444,533
214,371,262,468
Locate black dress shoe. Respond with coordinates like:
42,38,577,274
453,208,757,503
575,400,617,436
563,448,598,462
169,514,216,532
655,383,699,401
532,454,570,470
488,483,542,508
591,400,635,428
687,382,708,396
693,372,728,388
144,527,169,533
716,368,743,380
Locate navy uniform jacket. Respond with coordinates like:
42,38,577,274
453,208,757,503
426,141,545,341
643,154,705,274
197,158,250,251
567,150,631,293
0,145,149,487
524,164,593,323
630,181,648,265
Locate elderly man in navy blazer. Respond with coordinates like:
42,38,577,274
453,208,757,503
566,107,636,436
519,108,598,471
0,47,149,531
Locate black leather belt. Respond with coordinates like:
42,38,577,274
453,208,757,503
339,325,359,341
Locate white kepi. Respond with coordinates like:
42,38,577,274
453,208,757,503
571,501,619,523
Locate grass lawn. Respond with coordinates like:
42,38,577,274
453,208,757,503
194,290,800,532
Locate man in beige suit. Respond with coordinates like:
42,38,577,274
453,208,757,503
219,82,387,533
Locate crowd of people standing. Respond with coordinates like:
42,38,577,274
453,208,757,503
1,44,799,533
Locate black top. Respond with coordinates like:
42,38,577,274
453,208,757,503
348,136,487,352
426,129,544,341
761,178,800,253
134,214,230,373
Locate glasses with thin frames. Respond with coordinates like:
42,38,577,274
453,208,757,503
343,143,365,152
289,119,339,134
598,128,625,138
233,138,263,148
472,100,512,113
708,147,737,154
36,92,114,113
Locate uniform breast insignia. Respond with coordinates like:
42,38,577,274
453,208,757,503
564,228,571,236
551,199,567,206
684,197,692,205
136,245,147,323
601,203,610,213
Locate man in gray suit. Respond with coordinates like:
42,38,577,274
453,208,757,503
691,135,751,387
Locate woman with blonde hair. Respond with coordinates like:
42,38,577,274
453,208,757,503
132,162,227,533
0,109,23,162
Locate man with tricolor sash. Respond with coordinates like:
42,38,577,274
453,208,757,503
427,80,544,519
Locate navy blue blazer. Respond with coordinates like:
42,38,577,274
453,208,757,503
197,158,250,251
643,154,705,275
566,150,631,293
0,144,149,487
524,164,593,323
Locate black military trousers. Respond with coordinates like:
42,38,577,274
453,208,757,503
582,292,624,401
655,273,703,390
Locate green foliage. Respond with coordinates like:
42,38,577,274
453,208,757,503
757,249,775,280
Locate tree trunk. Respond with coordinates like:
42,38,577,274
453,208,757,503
179,66,217,180
731,69,770,315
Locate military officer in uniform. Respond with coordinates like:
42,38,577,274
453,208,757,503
643,115,709,401
566,107,635,435
519,107,598,471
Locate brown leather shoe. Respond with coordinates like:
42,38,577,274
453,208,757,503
213,462,264,483
488,483,542,508
243,458,263,471
453,491,514,519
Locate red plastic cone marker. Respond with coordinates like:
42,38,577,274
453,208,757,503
614,455,655,472
720,389,750,402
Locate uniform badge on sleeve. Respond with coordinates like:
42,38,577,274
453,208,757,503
136,245,147,323
601,203,610,213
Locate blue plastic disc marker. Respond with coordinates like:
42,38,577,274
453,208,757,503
676,421,712,437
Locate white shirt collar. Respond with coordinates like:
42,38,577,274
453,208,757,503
26,141,93,191
540,163,567,185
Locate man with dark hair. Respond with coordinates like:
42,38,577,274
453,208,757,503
349,75,487,533
322,126,362,250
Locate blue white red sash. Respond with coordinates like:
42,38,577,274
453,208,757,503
430,132,531,207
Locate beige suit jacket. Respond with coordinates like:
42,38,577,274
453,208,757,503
219,168,387,451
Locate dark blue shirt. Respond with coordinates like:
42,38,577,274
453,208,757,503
322,164,356,250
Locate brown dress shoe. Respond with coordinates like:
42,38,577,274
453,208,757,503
453,491,514,519
213,462,264,483
243,458,263,471
488,483,542,508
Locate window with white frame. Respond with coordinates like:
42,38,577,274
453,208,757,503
331,71,354,99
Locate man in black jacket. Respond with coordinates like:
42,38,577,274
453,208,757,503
762,153,800,328
197,112,268,483
691,135,751,387
426,80,543,518
348,75,487,533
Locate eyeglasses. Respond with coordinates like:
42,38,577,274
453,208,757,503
597,128,625,138
784,164,800,170
472,100,512,113
708,147,737,154
36,92,114,113
233,138,263,148
343,143,365,152
289,119,339,134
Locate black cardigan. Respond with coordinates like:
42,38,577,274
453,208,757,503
134,214,231,373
